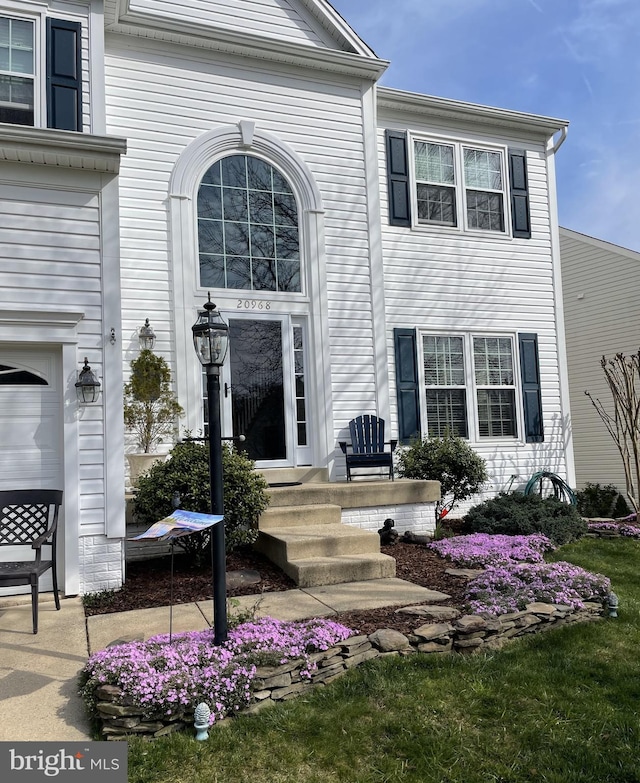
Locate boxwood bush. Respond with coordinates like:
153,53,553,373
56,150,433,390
464,491,587,546
576,482,631,519
133,440,269,558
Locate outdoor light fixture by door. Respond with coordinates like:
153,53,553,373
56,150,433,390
75,357,101,404
138,318,156,351
192,293,229,644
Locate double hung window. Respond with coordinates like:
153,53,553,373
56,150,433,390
423,334,517,440
0,17,34,125
413,139,506,233
0,13,82,131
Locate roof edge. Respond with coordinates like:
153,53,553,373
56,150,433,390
377,86,569,135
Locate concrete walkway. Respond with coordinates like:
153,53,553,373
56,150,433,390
0,578,446,741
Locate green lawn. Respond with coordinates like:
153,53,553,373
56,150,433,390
127,537,640,783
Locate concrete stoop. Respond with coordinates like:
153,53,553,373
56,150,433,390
255,472,439,588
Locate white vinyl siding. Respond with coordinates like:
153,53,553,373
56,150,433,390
380,113,569,507
122,0,335,47
560,228,640,493
106,37,377,456
0,178,106,531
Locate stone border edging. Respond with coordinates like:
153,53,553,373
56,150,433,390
93,600,604,740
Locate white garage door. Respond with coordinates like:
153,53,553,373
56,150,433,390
0,346,63,594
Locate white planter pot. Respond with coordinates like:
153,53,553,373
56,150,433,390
127,453,168,488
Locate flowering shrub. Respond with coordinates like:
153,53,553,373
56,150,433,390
588,521,640,538
80,617,353,726
465,562,611,616
429,533,554,568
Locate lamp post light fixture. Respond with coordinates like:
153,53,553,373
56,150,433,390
75,357,101,404
138,318,157,351
192,293,229,645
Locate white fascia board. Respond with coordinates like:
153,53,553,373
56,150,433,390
377,87,569,137
0,125,127,172
299,0,378,57
109,11,389,80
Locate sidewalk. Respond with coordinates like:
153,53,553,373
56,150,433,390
0,578,446,741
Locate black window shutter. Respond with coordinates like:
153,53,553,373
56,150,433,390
518,333,544,442
385,130,412,227
509,149,530,238
46,18,82,132
394,328,421,444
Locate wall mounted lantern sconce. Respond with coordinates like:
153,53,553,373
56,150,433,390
138,318,156,351
75,357,101,404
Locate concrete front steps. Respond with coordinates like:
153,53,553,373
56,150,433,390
255,468,439,588
255,506,394,587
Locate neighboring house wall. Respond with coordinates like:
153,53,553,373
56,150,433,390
378,95,573,510
560,227,640,493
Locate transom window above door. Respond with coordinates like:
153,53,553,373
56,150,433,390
197,154,301,293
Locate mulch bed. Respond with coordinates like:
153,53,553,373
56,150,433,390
82,540,470,635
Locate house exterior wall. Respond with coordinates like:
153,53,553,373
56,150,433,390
119,0,335,47
0,149,125,594
0,0,575,593
560,227,640,493
104,31,382,475
378,104,573,510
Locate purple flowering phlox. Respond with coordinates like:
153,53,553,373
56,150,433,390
464,561,611,616
588,521,640,538
81,617,352,725
429,533,555,568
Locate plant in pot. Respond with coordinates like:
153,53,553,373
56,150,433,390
124,349,184,487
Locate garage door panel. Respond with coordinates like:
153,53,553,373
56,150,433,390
0,347,62,595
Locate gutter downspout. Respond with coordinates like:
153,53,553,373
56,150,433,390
545,124,576,488
550,125,568,155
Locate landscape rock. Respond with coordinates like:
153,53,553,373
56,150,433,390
369,628,411,652
395,605,461,621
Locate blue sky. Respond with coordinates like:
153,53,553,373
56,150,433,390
331,0,640,252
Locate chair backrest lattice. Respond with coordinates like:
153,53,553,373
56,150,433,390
349,415,386,454
0,490,62,547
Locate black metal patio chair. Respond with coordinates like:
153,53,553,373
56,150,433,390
339,415,398,481
0,489,63,633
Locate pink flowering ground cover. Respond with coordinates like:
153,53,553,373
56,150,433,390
428,533,555,568
588,521,640,538
428,532,610,615
80,617,353,726
465,562,611,616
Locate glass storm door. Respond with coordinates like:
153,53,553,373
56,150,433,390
225,318,288,464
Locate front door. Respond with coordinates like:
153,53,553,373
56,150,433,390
222,316,311,467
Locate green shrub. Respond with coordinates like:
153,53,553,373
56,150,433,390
576,482,631,519
397,432,488,522
133,440,269,558
464,491,587,545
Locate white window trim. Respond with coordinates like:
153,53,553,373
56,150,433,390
418,330,525,444
409,132,512,238
0,4,46,128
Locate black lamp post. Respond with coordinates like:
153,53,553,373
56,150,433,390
192,294,229,645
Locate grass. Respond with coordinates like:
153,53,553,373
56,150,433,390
126,537,640,783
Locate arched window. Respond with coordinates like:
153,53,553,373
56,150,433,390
0,364,47,385
197,154,300,292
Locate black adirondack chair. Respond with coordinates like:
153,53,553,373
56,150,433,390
0,490,63,634
339,415,397,481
